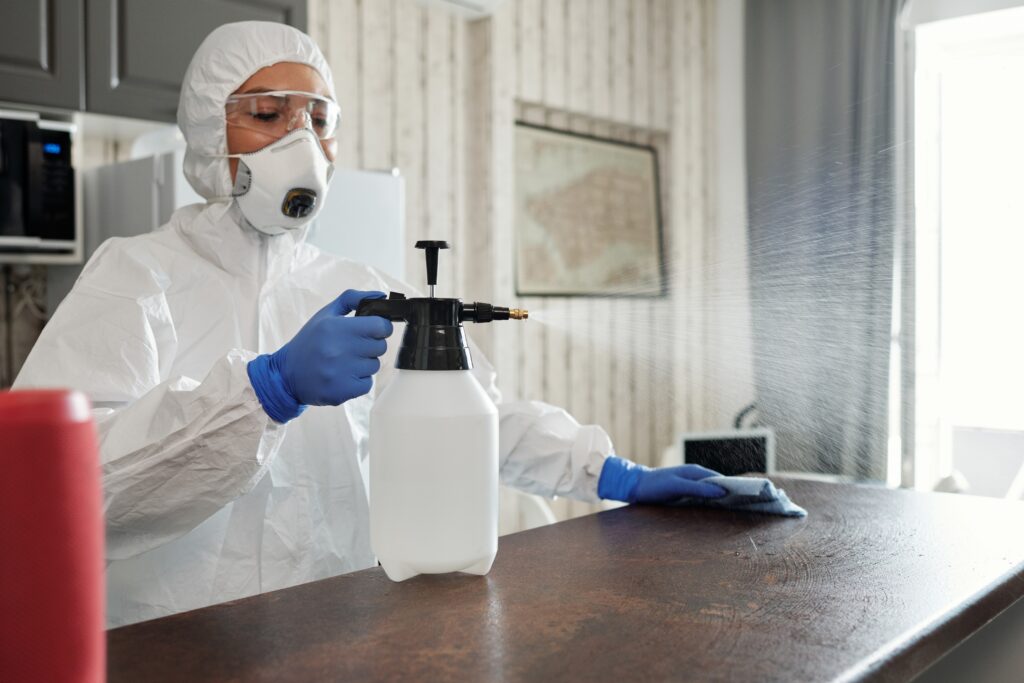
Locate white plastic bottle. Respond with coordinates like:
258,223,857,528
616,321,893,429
369,369,498,581
356,241,527,582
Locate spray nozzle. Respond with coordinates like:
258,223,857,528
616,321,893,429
460,302,529,322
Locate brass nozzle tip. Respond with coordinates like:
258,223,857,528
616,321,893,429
510,308,528,320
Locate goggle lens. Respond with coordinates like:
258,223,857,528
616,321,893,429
225,91,340,141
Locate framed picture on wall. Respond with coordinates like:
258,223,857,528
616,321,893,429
514,122,666,297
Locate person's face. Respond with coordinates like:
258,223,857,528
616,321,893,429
225,62,337,182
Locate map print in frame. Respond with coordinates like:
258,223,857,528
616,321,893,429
514,123,665,296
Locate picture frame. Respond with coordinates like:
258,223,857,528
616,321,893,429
514,122,666,297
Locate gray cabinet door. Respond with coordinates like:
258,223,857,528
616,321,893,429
86,0,307,123
0,0,84,110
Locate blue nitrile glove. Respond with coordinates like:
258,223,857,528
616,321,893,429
597,455,729,503
247,289,393,423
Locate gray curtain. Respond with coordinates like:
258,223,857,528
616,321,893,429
745,0,902,479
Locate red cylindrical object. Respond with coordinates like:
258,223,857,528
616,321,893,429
0,390,105,683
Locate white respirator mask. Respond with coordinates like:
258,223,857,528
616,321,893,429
226,127,335,236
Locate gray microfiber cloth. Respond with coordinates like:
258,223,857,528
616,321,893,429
671,476,807,517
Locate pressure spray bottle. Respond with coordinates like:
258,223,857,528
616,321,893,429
356,241,527,581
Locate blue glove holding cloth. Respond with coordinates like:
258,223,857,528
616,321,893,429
598,456,806,517
248,290,393,423
598,455,728,503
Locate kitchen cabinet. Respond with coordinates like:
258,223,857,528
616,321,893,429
86,0,306,122
0,0,84,111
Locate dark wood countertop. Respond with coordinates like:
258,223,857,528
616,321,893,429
107,479,1024,682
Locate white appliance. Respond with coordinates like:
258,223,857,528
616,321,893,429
47,155,405,313
308,167,405,280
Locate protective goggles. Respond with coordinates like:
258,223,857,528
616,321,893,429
225,90,341,141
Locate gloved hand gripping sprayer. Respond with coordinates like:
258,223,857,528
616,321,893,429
356,241,526,581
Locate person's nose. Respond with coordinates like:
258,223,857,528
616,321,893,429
286,109,313,133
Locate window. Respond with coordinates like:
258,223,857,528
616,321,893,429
914,6,1024,495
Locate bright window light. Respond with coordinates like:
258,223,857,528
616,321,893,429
915,6,1024,489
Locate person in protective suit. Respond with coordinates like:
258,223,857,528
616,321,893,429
14,21,725,627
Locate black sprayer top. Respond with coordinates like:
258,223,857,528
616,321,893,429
355,241,526,370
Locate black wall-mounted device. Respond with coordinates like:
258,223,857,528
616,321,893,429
0,116,76,255
681,428,776,476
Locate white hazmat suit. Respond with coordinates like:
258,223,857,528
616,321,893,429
14,22,613,627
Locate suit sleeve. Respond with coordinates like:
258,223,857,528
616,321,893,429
14,241,287,561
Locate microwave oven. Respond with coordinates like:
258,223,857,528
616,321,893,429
1,113,78,260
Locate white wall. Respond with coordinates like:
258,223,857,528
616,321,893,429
307,0,468,293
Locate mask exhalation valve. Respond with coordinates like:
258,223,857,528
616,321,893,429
282,188,317,218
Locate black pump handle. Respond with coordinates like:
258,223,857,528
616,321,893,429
415,240,449,288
